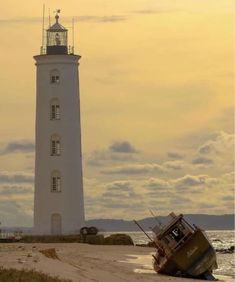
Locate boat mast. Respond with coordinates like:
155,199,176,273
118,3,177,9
149,209,163,227
133,219,162,250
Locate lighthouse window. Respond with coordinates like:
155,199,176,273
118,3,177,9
51,135,61,156
50,99,60,120
51,105,60,120
51,75,60,83
50,69,60,84
51,171,61,192
51,140,61,155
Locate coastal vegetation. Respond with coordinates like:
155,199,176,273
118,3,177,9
104,234,134,245
0,267,71,282
19,234,82,243
19,233,134,245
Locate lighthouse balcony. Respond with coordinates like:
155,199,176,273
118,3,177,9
40,46,74,55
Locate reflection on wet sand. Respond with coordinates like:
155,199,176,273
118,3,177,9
120,253,234,282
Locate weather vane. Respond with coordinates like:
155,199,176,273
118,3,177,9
54,9,61,23
54,9,61,14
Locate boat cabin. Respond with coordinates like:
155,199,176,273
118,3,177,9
152,213,196,255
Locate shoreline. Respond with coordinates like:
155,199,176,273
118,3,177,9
0,243,233,282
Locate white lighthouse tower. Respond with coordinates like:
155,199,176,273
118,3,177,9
34,11,85,235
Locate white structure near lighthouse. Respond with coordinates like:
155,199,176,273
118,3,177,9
34,11,85,235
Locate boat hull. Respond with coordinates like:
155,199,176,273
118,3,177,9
155,229,217,278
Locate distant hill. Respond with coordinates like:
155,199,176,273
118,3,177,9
86,214,234,232
2,214,234,233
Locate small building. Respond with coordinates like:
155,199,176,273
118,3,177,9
34,11,85,235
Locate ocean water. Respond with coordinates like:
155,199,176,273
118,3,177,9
104,230,235,279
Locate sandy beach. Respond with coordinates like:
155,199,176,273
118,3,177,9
0,243,232,282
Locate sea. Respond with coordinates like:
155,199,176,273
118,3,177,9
104,230,235,280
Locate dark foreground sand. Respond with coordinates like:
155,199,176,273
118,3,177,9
0,243,232,282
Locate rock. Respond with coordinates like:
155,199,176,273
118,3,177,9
80,226,99,236
83,235,105,245
213,239,223,243
216,246,234,254
136,241,156,247
104,234,134,245
147,241,156,247
136,244,148,247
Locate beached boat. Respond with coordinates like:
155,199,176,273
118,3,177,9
151,213,218,280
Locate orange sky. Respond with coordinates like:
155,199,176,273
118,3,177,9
0,0,234,225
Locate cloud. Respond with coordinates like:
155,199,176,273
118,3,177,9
192,157,213,165
109,141,138,153
105,180,133,191
87,140,139,166
0,185,33,196
198,131,234,155
0,17,42,25
214,107,234,132
145,178,170,190
0,199,33,227
0,140,35,155
87,150,136,166
198,203,216,210
170,196,192,206
131,8,175,15
101,163,165,175
0,15,127,25
164,160,184,170
145,173,220,194
132,10,161,14
81,169,235,220
222,196,234,201
222,171,234,182
103,188,138,199
167,151,185,160
102,201,131,209
0,173,34,226
75,15,127,23
173,174,208,189
85,180,142,214
103,180,139,199
0,171,34,184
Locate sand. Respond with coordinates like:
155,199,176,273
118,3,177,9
0,243,232,282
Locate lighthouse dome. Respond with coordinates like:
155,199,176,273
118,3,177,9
48,18,67,32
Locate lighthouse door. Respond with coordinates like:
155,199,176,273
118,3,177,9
51,213,62,235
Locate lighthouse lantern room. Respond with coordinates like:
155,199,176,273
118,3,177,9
46,13,68,55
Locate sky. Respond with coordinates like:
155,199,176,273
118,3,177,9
0,0,234,226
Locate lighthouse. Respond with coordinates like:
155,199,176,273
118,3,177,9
34,11,85,235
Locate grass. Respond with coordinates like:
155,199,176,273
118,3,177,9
0,268,72,282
